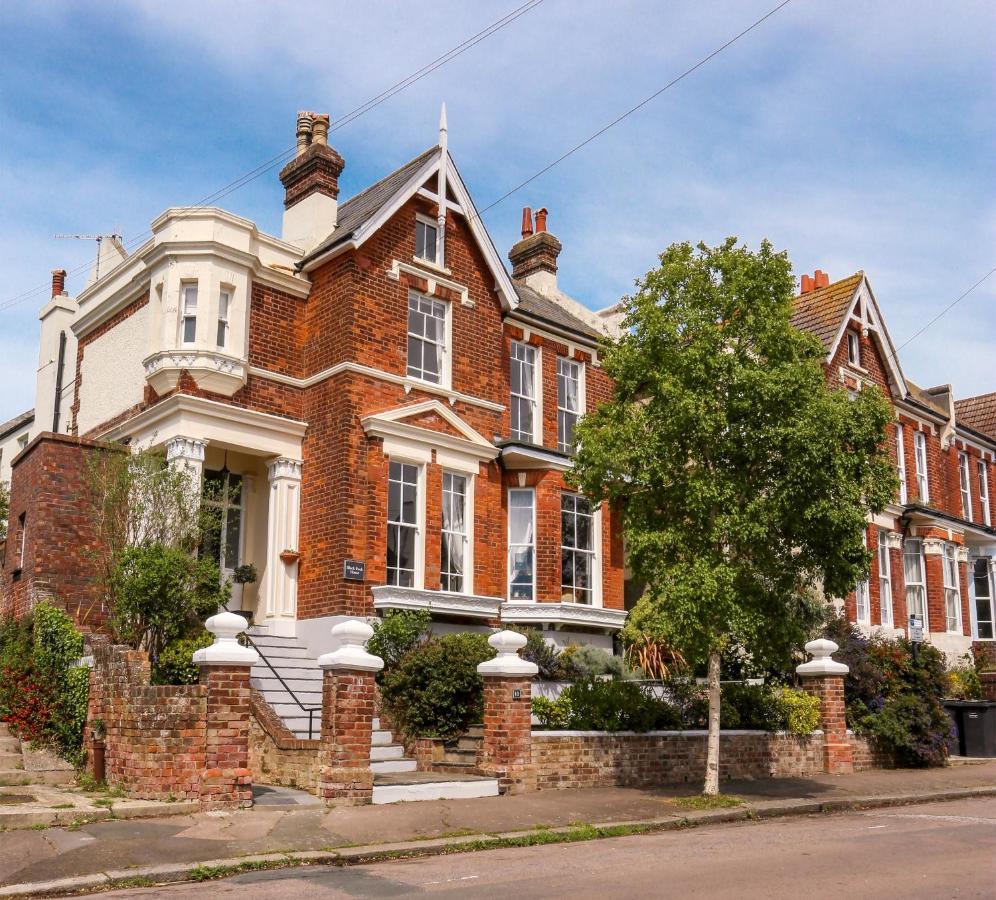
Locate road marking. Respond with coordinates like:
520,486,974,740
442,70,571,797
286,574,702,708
866,825,887,829
422,874,480,886
866,813,995,825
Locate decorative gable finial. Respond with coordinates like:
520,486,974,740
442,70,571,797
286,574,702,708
439,102,448,152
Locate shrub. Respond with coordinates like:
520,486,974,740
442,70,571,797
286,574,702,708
719,683,780,730
944,656,983,700
152,630,213,685
774,687,821,736
517,629,565,681
110,543,227,662
560,644,631,681
825,611,951,767
367,610,431,676
379,632,493,740
534,678,682,732
0,603,89,767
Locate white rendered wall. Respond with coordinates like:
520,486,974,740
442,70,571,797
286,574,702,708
0,423,32,487
76,302,150,436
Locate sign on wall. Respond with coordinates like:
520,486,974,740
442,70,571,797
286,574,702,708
343,559,366,582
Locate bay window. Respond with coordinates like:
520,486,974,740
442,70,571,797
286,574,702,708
913,431,929,501
508,488,535,600
878,530,893,627
180,283,198,345
510,341,538,442
896,425,907,504
561,493,595,604
904,539,927,627
387,461,419,587
557,357,581,453
973,558,994,640
943,543,962,633
217,288,231,349
440,472,469,593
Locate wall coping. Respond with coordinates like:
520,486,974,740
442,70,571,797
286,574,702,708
531,729,826,738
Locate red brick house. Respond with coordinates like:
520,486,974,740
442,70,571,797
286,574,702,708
792,270,996,660
1,110,626,669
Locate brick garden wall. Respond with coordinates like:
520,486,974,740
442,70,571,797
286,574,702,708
87,638,207,801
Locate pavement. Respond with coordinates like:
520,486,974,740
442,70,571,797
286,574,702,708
93,795,996,899
1,761,995,896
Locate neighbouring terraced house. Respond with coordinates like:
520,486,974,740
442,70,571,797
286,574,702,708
2,112,993,726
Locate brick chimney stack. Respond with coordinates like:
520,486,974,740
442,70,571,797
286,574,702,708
800,269,830,294
51,269,67,298
509,207,562,295
279,110,344,253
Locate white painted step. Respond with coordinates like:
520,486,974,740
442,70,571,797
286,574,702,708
371,779,499,804
255,690,323,707
371,745,404,761
372,718,381,731
370,758,418,774
371,730,394,746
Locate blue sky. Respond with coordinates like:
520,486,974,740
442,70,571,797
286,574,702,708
1,0,994,423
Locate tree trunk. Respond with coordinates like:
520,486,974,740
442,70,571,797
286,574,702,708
703,648,721,796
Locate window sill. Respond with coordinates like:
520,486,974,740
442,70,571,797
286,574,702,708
500,601,627,631
372,584,500,619
410,255,452,278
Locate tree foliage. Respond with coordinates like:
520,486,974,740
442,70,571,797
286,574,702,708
0,479,8,540
569,238,897,790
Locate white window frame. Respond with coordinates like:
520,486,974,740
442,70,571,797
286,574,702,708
440,471,473,595
904,538,928,631
561,492,599,606
510,340,540,443
958,452,972,520
406,291,450,388
414,214,439,266
971,557,995,640
16,432,29,451
556,357,583,454
17,512,26,569
943,542,962,634
979,460,991,527
913,430,929,502
855,529,870,625
216,287,232,350
180,282,198,346
386,459,425,590
896,425,907,504
508,487,536,602
847,330,861,367
878,530,893,628
202,469,245,579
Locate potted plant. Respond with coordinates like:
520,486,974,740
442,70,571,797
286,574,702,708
279,549,300,564
230,563,258,611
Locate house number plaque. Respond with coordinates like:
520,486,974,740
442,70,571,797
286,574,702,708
343,559,366,582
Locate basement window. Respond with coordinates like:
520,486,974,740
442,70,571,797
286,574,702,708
415,216,438,265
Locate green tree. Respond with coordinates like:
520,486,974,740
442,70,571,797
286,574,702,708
0,479,8,540
569,238,896,794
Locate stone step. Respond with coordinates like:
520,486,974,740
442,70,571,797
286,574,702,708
370,745,404,761
465,725,484,737
455,737,482,752
0,753,23,769
278,715,323,738
372,717,381,731
370,758,418,774
371,774,499,804
0,724,11,739
268,702,323,721
251,656,320,670
251,673,323,691
440,750,477,765
250,645,311,659
254,690,323,707
0,768,75,787
0,738,21,753
429,760,482,775
371,730,394,747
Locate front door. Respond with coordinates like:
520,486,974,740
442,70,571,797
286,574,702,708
202,469,245,603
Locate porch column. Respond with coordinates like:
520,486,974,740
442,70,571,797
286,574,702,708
262,457,302,636
477,630,538,794
164,436,206,528
797,639,853,774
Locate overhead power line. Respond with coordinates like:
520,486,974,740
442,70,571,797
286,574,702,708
0,0,545,313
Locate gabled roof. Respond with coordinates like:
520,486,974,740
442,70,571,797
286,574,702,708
955,391,996,440
790,273,864,351
907,381,952,419
512,281,603,342
791,272,907,398
0,408,34,441
298,145,519,311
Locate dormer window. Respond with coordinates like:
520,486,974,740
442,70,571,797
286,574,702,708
180,283,198,345
847,331,861,366
216,288,231,349
415,216,438,265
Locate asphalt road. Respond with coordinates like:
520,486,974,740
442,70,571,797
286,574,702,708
104,796,996,899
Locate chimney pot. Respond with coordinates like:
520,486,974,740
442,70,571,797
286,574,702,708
814,269,830,288
51,268,67,298
534,207,548,233
295,111,314,157
800,274,814,294
311,113,330,146
520,207,533,239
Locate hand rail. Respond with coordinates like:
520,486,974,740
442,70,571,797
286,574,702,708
242,631,322,740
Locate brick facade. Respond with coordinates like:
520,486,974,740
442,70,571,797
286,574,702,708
317,669,377,805
0,433,114,628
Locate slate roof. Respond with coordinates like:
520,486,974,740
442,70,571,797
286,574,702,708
300,147,440,265
0,409,34,441
512,281,604,342
790,272,863,351
955,392,996,440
